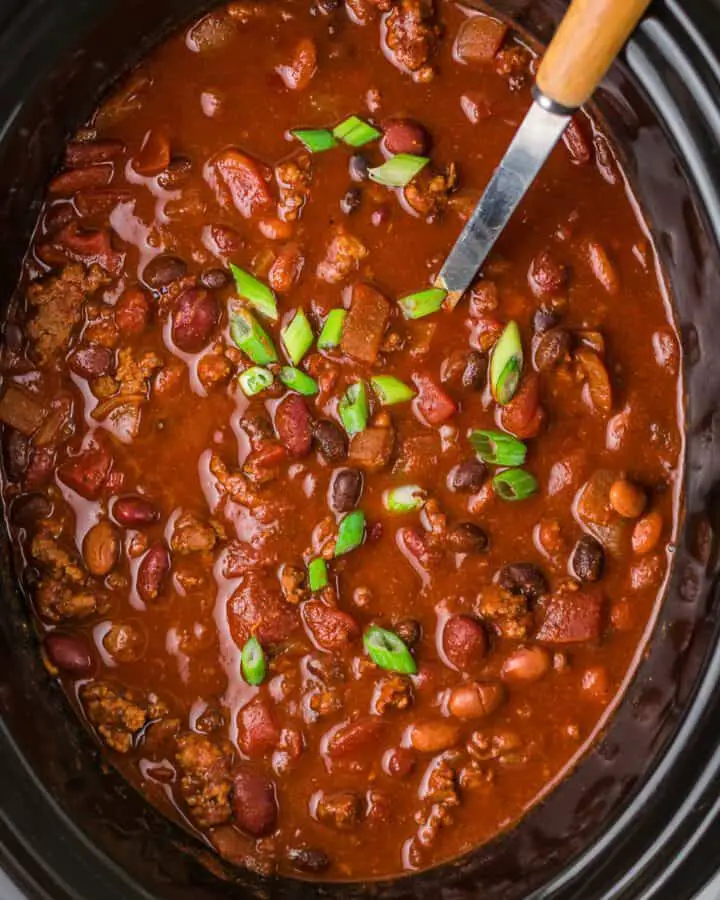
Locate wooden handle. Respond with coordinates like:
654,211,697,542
536,0,652,109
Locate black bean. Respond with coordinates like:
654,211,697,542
312,420,348,462
570,534,605,582
330,468,363,513
3,429,30,481
394,618,422,647
446,522,488,553
462,350,488,390
497,563,547,601
340,188,362,215
348,154,369,183
448,459,486,493
533,327,571,371
287,847,331,873
143,254,187,289
532,305,561,335
199,267,231,290
157,155,192,190
10,492,52,528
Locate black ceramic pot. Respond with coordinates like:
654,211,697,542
1,1,720,898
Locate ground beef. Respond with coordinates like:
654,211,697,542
372,675,414,715
316,229,368,284
170,510,218,554
35,579,100,622
175,732,233,827
384,0,439,74
276,154,312,222
81,680,163,753
476,584,533,639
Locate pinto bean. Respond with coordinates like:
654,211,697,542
232,769,278,836
172,288,218,353
462,350,488,390
570,535,605,582
410,719,462,753
533,328,571,371
448,681,504,719
69,345,113,379
632,510,663,554
501,646,551,683
44,632,94,676
382,118,429,156
442,615,488,670
312,420,348,462
609,479,646,519
446,522,488,553
113,495,160,527
137,542,170,603
275,394,312,457
143,254,187,289
83,520,120,576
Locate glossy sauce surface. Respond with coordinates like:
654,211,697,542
0,0,682,881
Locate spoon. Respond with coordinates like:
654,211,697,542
436,0,652,307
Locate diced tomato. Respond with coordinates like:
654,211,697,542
499,371,545,438
413,374,457,426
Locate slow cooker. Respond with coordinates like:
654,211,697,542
1,0,720,897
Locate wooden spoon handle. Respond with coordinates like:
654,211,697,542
536,0,652,110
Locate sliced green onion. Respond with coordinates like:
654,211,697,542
291,128,338,153
335,509,366,556
229,264,277,322
241,636,266,686
492,468,538,501
470,430,527,466
371,375,416,405
383,484,426,513
229,305,279,365
333,115,381,147
279,366,318,396
308,557,328,592
281,309,314,365
239,366,274,397
490,321,523,405
363,625,416,675
317,309,346,350
368,153,430,187
338,381,369,435
398,287,447,320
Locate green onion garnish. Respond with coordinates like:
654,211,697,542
241,635,266,686
308,557,329,592
229,305,279,365
363,625,417,674
490,321,523,406
470,430,527,466
383,485,426,513
333,115,381,147
281,309,314,365
291,128,338,153
279,366,318,396
338,381,369,435
398,288,447,320
335,509,366,556
239,366,274,397
369,153,429,187
371,375,416,405
229,264,278,322
317,309,346,350
492,468,538,501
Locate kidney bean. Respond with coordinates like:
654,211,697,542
448,681,504,719
286,847,330,874
134,129,171,176
330,468,363,512
25,447,56,490
74,188,133,217
232,769,278,836
563,116,593,165
206,224,244,257
570,534,605,582
586,240,620,294
199,267,231,290
532,305,561,334
533,327,571,371
83,520,120,576
501,646,551,683
442,615,488,671
10,493,52,528
394,618,421,648
113,495,159,527
115,287,151,336
528,248,568,297
65,140,125,168
49,166,112,196
462,350,488,390
157,155,193,189
499,372,545,439
143,254,187,289
446,522,488,553
68,345,113,379
238,698,281,757
326,718,385,759
59,444,112,500
303,600,359,650
172,288,218,353
496,562,548,601
44,632,94,676
137,542,170,603
268,244,304,293
312,420,347,463
207,149,274,218
609,478,646,518
632,510,663,554
382,118,429,156
410,719,462,753
386,747,416,778
275,394,312,457
276,38,317,91
448,459,486,493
